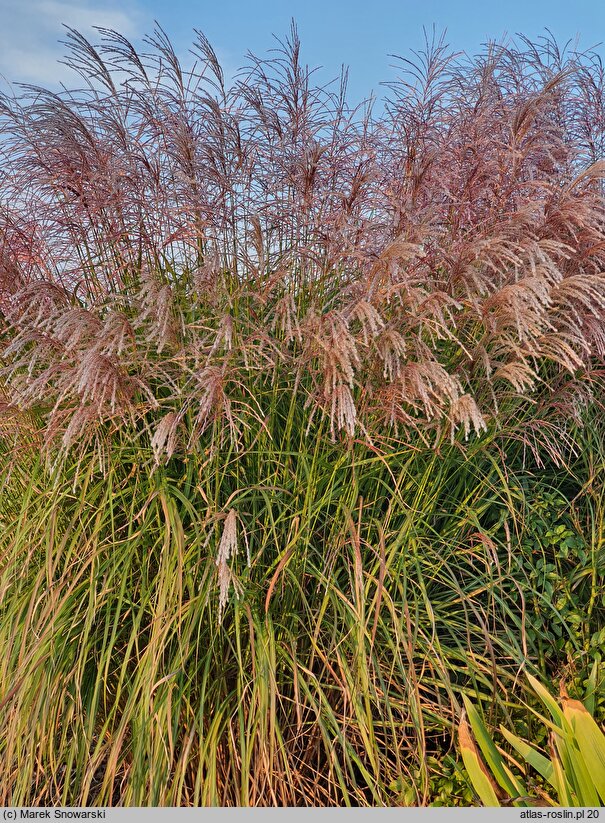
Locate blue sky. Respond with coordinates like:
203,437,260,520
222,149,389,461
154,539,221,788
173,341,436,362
0,0,603,101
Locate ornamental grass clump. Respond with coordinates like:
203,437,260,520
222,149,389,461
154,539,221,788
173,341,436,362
0,26,604,805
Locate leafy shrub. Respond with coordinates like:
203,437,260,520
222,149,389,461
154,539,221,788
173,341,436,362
492,482,605,677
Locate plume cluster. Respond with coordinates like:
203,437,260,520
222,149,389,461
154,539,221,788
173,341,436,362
1,26,604,460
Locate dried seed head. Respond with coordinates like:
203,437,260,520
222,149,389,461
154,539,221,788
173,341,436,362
449,393,488,442
0,27,604,459
150,411,182,465
216,509,239,623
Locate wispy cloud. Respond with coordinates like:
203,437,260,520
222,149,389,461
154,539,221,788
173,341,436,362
0,0,148,87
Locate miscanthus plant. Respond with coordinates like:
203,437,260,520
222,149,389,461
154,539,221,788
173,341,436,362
0,26,604,805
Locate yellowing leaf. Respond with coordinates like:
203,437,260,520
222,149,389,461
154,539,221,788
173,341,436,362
563,697,605,804
459,716,502,807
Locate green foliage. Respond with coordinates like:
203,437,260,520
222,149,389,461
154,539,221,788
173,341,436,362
459,671,605,807
390,756,475,806
489,482,605,678
1,396,604,804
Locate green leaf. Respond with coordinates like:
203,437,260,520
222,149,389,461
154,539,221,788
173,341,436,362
584,660,599,717
459,716,502,807
549,734,574,807
526,674,565,726
563,698,605,804
462,695,527,802
499,727,555,791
